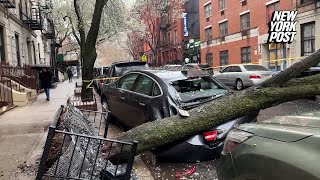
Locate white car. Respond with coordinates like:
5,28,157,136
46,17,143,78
213,64,272,90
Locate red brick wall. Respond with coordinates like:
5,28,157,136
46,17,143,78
199,0,293,67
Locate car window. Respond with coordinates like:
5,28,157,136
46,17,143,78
170,77,227,103
230,66,241,72
153,83,161,96
114,63,149,77
199,64,211,69
133,75,155,96
222,67,231,73
243,65,269,71
117,73,139,90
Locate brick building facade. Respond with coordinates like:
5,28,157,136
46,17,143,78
199,0,293,71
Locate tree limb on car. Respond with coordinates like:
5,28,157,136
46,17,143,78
102,50,320,159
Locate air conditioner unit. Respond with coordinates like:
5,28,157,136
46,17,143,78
240,0,246,2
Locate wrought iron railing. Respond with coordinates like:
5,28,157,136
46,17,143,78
0,64,36,89
0,77,13,109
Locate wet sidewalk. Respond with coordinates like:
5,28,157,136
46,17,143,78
0,80,77,179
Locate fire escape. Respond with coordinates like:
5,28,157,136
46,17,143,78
0,0,16,8
20,1,42,30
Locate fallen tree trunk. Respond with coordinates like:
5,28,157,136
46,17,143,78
102,50,320,158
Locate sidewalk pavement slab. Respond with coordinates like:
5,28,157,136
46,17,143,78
0,80,76,179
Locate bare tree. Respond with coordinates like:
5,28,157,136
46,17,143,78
133,0,185,65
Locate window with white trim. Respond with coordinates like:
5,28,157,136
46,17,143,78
205,3,212,18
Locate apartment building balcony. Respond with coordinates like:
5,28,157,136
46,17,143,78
20,7,42,30
0,0,16,8
43,19,55,39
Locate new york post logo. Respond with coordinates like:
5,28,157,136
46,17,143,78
267,11,297,44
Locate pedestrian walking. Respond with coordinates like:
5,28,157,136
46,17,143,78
39,67,52,101
67,67,73,82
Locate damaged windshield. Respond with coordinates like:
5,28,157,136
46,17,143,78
170,77,227,103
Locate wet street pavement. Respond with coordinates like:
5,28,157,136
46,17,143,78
138,97,320,180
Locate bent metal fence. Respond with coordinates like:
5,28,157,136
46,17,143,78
36,105,138,180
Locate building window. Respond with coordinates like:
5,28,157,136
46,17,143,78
0,26,5,62
219,0,226,11
168,32,171,44
301,22,315,56
15,34,21,66
219,21,228,36
241,47,251,63
266,2,279,23
240,13,250,31
204,3,212,18
220,50,228,66
301,0,313,5
205,27,212,42
162,31,166,44
206,53,213,65
174,29,177,44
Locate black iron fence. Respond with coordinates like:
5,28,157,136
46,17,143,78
0,63,36,89
0,78,13,108
36,106,138,180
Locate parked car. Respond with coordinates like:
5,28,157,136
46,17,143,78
218,111,320,180
93,66,109,93
214,64,273,90
182,63,214,75
97,61,149,92
100,69,258,162
299,63,320,77
163,64,182,70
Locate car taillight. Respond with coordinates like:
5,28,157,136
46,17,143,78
203,130,218,141
249,74,261,79
223,129,253,152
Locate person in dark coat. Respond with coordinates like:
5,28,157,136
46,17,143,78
39,68,52,101
67,67,73,82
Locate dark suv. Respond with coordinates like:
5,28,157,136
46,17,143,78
98,61,149,94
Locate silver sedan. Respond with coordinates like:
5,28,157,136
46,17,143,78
213,64,272,90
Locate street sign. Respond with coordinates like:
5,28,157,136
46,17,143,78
141,54,147,62
182,13,188,37
56,54,64,62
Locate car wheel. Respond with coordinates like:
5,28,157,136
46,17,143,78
101,98,114,123
236,79,244,90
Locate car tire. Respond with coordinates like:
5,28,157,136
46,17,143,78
236,79,244,90
101,98,114,123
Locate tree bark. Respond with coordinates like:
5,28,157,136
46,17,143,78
72,0,108,99
102,50,320,158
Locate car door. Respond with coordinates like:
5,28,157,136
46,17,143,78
126,74,162,128
228,66,242,86
216,67,231,85
107,73,139,125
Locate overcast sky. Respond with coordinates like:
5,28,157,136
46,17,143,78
125,0,136,7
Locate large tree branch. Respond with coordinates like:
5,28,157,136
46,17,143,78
73,0,85,46
104,79,320,159
260,49,320,87
84,0,108,48
101,50,320,158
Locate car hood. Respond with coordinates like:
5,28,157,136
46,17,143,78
237,112,320,142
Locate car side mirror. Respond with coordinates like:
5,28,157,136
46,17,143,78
219,70,223,73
